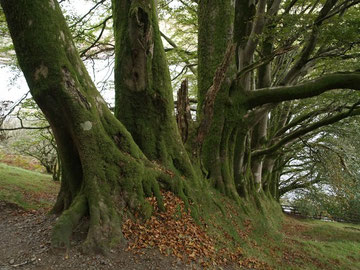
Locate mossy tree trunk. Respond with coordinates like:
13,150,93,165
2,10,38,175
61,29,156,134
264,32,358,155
112,0,195,179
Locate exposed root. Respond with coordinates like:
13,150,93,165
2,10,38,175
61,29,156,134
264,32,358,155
50,157,197,253
51,194,87,249
82,205,123,254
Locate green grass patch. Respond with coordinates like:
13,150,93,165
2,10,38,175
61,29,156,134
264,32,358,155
195,186,360,269
0,162,59,210
268,216,360,270
0,147,44,172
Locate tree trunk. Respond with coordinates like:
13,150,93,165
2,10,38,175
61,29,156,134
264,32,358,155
112,0,195,179
197,0,242,199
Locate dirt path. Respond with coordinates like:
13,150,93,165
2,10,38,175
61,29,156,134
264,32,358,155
0,201,193,270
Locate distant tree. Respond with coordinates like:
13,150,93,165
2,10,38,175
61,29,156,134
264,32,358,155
1,98,60,180
286,117,360,222
0,100,13,141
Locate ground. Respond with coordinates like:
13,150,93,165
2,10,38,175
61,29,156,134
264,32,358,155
0,201,194,270
0,161,360,269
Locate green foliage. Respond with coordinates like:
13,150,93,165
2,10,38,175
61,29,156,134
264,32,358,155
2,99,60,179
158,0,198,95
293,180,360,223
0,5,16,66
288,118,360,222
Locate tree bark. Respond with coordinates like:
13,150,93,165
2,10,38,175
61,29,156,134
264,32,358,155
112,0,195,179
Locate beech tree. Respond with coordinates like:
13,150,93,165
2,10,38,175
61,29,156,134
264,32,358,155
2,0,360,252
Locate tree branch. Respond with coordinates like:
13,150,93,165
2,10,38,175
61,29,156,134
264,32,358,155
243,0,267,64
280,0,339,85
0,125,50,131
160,31,197,75
252,106,360,158
246,72,360,108
236,45,297,80
279,174,322,197
273,104,344,138
80,16,112,58
315,0,360,25
69,0,106,29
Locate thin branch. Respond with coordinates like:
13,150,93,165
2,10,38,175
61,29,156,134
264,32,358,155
284,0,300,14
69,0,106,29
236,45,297,80
279,174,322,196
171,63,197,81
0,125,50,131
315,0,360,25
160,31,197,75
0,92,29,126
252,106,360,158
312,143,355,178
280,0,340,85
274,103,345,138
80,16,112,57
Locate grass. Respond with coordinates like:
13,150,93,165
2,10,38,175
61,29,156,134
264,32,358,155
0,162,59,210
0,147,44,172
197,190,360,269
261,216,360,270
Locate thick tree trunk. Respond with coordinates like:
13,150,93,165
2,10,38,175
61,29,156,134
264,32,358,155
197,0,242,199
1,0,191,253
112,0,195,179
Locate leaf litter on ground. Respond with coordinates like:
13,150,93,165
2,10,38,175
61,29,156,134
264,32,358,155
122,191,272,269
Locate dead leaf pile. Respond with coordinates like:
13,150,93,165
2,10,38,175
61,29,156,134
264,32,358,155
239,257,272,270
122,191,271,269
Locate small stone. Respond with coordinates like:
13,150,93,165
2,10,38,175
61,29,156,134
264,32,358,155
9,259,15,264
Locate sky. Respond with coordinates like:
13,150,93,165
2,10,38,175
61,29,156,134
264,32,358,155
0,65,29,102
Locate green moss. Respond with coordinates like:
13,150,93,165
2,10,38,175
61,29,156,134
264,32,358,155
51,194,88,249
140,200,153,220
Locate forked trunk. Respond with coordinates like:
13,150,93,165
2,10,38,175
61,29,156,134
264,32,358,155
1,0,194,253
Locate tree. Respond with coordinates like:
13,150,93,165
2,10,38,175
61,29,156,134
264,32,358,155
280,115,360,222
1,0,360,253
2,98,61,180
290,130,360,222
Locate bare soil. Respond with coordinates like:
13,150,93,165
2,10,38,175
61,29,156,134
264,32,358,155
0,201,198,270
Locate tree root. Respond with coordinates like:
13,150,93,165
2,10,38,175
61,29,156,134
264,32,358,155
51,194,87,249
50,161,197,253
